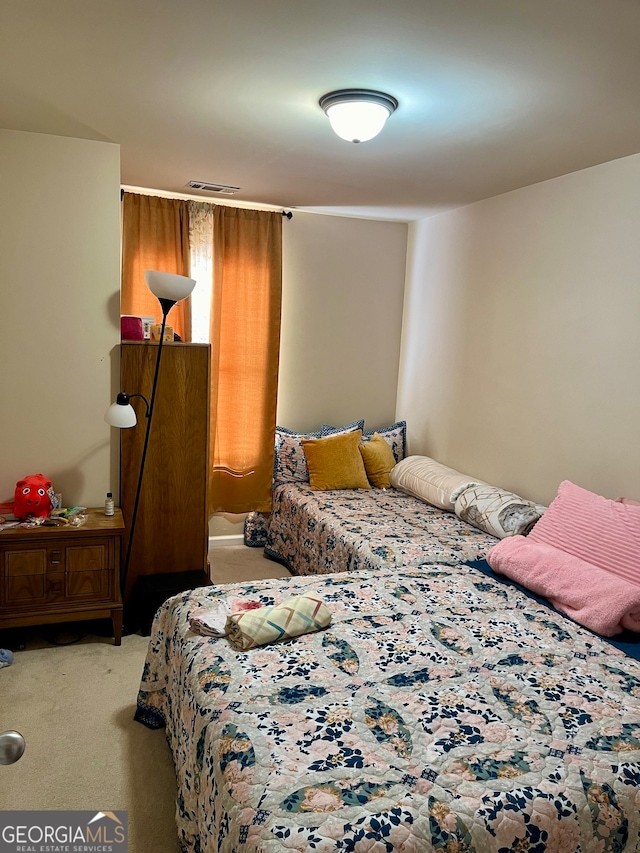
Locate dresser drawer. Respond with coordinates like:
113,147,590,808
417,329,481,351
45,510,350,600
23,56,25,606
1,537,115,608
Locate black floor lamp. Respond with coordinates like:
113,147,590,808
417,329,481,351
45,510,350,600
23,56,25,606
105,270,196,600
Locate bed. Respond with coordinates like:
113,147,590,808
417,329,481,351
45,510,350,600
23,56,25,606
246,482,499,576
136,559,640,853
244,423,547,577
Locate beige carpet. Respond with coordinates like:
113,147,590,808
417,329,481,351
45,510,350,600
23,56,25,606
0,546,290,853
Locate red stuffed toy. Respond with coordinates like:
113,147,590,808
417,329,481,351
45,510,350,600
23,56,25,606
14,474,53,519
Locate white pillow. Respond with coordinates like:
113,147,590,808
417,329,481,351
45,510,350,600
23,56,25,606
389,455,483,511
454,484,546,539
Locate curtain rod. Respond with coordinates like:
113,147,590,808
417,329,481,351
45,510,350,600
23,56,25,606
120,188,293,219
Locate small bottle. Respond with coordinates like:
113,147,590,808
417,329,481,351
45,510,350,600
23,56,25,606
105,492,115,517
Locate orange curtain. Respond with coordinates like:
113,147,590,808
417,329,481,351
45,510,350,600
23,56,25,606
209,207,282,513
121,192,191,340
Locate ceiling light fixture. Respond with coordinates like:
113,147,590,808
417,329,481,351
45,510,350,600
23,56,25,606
319,89,398,143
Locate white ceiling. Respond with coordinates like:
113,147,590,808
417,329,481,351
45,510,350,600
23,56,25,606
2,0,640,221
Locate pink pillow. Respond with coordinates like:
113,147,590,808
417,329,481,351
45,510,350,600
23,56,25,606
528,480,640,587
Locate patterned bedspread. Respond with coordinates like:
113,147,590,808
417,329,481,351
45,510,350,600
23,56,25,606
136,563,640,853
248,484,498,575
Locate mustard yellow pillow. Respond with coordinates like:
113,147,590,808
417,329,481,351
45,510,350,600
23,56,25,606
359,432,397,488
301,430,371,491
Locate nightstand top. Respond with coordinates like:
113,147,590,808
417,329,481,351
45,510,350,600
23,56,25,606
0,508,125,541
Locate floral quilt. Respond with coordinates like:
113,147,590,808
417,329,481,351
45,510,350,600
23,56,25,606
136,564,640,853
245,484,498,575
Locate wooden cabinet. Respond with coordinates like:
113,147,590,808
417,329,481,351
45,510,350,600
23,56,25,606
120,342,210,603
0,509,124,644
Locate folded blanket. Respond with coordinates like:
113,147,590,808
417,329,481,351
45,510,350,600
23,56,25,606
189,598,262,637
487,536,640,637
226,594,331,651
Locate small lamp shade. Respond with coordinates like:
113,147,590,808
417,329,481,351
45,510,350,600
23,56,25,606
144,271,196,302
104,393,138,428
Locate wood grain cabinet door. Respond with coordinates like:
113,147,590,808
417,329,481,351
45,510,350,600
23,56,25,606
64,539,113,601
120,342,210,602
2,546,48,606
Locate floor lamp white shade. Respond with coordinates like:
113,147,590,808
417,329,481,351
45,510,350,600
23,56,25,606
144,270,196,302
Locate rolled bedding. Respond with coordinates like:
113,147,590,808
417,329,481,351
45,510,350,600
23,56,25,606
226,594,331,651
487,535,640,637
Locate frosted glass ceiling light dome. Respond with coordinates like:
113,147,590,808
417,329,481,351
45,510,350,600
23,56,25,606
319,89,398,143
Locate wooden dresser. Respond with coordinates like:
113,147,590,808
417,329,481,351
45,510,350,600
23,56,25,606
119,342,211,603
0,508,124,644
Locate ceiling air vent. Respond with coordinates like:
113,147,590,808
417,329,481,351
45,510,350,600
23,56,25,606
186,181,240,195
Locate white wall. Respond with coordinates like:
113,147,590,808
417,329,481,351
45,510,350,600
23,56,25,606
397,152,640,506
0,130,121,508
277,211,408,431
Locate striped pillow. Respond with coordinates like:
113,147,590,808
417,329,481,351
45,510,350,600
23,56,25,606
528,480,640,587
225,595,331,651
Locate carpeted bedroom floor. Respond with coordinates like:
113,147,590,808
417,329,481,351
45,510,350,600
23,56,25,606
0,545,290,853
